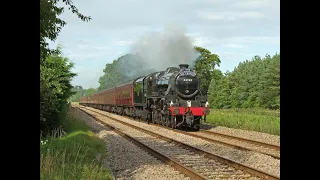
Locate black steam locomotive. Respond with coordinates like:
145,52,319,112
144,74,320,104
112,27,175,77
80,64,210,130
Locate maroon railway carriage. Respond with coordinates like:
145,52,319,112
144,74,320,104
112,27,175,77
80,78,139,116
80,87,116,112
79,96,87,104
114,80,135,115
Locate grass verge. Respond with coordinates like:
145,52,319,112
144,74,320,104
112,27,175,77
40,107,112,180
206,108,280,136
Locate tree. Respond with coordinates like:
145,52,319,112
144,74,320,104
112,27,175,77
40,46,76,133
193,46,221,95
84,88,97,97
98,54,151,91
40,0,91,135
207,69,224,107
98,60,123,90
258,53,280,109
207,53,280,109
68,86,86,102
40,0,91,62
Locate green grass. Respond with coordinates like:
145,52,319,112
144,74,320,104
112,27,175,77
206,108,280,136
40,108,112,180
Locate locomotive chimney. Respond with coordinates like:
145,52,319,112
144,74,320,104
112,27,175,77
179,64,189,70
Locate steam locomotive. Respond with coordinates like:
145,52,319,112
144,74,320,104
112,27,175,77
79,64,210,130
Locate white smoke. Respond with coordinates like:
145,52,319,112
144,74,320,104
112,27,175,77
128,24,200,72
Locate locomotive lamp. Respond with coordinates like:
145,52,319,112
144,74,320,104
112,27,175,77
205,101,209,107
187,100,191,107
203,101,210,115
170,101,174,106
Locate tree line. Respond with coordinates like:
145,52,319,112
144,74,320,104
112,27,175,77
68,86,97,102
208,53,280,109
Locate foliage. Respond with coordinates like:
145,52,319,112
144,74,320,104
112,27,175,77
68,86,86,102
208,53,280,109
40,108,112,180
84,88,97,97
40,0,91,135
193,46,221,95
69,87,97,102
40,0,91,62
40,47,77,134
98,54,150,91
206,108,280,135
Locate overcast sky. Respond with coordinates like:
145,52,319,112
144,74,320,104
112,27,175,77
48,0,280,89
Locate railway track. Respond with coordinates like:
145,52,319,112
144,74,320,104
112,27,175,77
195,130,280,158
200,130,279,150
78,105,279,180
161,128,279,160
85,106,280,159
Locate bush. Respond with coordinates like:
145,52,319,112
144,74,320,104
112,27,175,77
40,46,77,135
